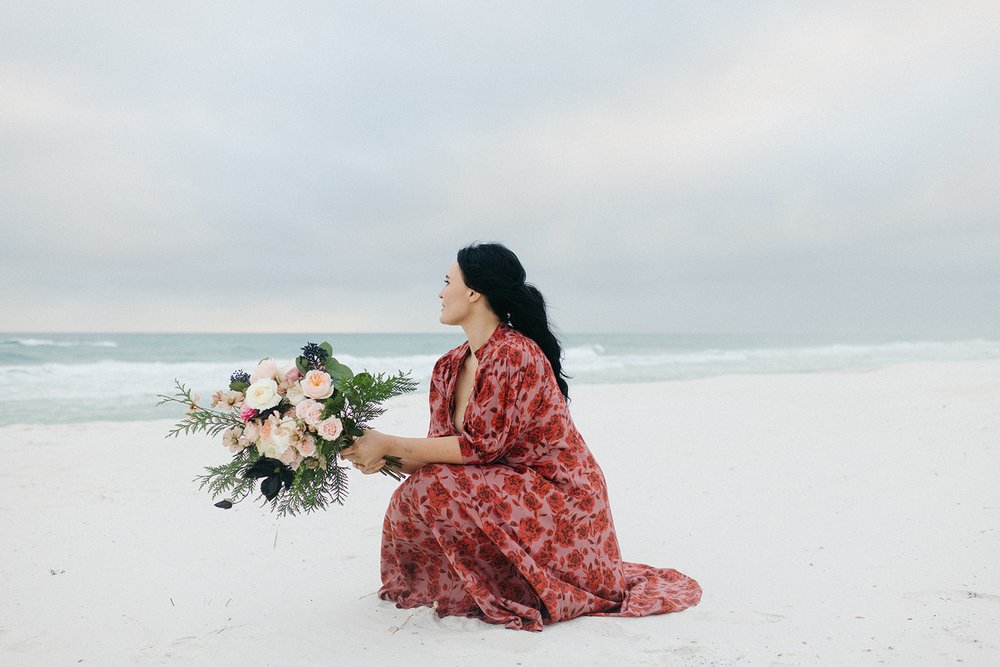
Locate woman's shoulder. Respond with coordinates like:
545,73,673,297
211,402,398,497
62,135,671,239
487,326,547,366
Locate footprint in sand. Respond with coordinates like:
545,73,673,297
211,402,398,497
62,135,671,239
902,590,1000,604
755,611,786,623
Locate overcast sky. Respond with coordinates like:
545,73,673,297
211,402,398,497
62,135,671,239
2,1,998,335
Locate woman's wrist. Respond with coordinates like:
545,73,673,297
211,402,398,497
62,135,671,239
382,433,403,459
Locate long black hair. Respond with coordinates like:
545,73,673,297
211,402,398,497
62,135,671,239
456,242,570,400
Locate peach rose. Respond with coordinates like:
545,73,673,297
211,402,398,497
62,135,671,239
301,370,334,400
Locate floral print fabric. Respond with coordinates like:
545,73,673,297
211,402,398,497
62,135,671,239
378,324,701,630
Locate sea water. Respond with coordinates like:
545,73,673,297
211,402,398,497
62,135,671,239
1,332,998,427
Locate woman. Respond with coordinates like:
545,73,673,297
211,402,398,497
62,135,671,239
341,242,701,631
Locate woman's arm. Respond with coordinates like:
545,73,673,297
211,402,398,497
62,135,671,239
342,430,464,472
385,434,463,465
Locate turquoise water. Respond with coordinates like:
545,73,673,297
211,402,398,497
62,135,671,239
1,332,998,426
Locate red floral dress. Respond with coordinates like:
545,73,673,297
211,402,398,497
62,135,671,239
378,324,701,631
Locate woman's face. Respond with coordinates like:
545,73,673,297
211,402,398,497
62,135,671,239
438,261,473,326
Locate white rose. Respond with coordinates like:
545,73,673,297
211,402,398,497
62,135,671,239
243,378,281,410
257,438,278,459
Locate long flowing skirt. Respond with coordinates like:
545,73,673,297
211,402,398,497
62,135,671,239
378,463,702,631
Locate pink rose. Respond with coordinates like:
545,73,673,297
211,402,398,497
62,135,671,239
295,399,324,427
250,358,280,383
240,407,259,422
301,370,334,400
296,434,317,457
284,368,303,383
316,416,343,441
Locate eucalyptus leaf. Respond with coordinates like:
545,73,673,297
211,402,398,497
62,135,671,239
295,357,309,375
325,358,354,383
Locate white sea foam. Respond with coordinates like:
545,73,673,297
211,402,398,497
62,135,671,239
2,335,998,426
1,338,118,348
560,338,1000,382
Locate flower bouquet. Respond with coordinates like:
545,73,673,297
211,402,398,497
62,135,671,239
157,342,417,516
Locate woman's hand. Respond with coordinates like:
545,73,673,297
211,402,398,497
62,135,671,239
341,428,393,475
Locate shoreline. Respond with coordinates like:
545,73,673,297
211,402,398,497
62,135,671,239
1,355,996,432
1,358,997,664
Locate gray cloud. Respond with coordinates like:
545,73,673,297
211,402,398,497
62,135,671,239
2,1,998,335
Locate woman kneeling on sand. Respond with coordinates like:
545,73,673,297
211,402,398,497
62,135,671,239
341,242,701,631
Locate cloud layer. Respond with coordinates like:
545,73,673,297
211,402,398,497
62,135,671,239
3,1,998,334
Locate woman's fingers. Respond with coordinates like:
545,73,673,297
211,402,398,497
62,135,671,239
353,459,386,474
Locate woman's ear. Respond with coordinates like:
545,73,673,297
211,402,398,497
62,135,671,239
467,290,482,303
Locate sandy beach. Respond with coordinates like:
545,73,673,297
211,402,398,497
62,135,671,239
1,358,997,666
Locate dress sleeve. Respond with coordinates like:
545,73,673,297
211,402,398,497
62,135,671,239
457,341,549,464
426,353,452,438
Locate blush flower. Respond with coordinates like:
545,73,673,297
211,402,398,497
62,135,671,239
279,444,302,470
296,433,317,457
222,427,246,453
316,416,343,441
301,370,334,400
285,382,305,405
295,399,324,427
250,358,280,383
242,421,260,445
212,390,244,409
240,406,259,422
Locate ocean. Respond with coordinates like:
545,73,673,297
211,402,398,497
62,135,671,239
1,332,998,427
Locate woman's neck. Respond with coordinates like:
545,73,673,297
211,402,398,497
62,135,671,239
462,315,502,355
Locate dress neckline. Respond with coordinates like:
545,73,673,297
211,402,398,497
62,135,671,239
450,324,512,432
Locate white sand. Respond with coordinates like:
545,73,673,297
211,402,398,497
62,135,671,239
1,359,998,666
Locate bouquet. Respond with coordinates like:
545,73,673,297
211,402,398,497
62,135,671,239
157,341,417,516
